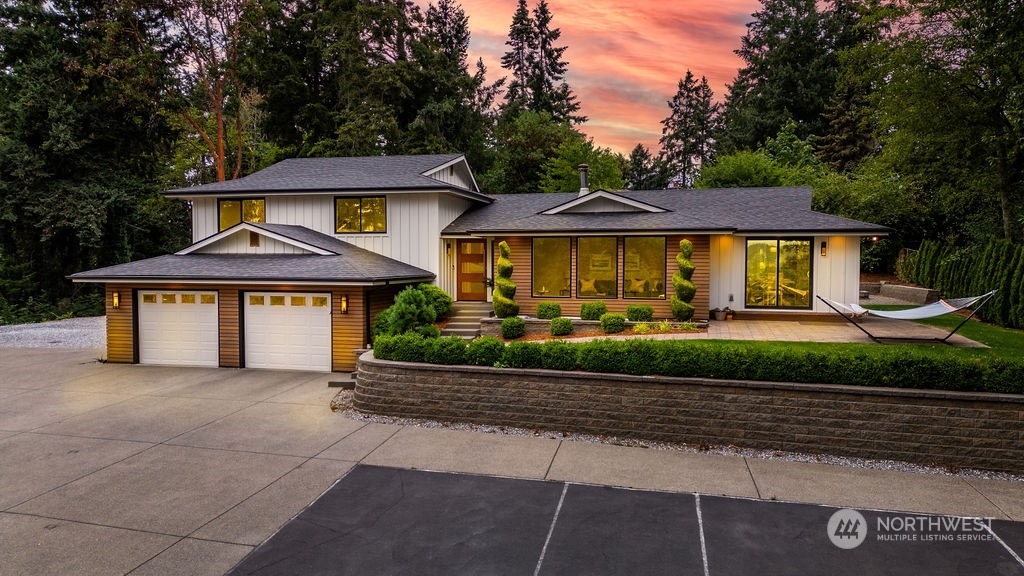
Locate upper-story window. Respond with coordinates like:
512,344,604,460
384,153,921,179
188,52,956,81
218,198,265,231
335,196,387,233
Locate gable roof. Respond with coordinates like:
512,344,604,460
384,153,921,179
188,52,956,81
180,222,360,256
443,187,890,236
540,189,668,215
164,154,490,202
70,225,434,285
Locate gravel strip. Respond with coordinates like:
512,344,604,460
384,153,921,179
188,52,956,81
0,316,106,348
330,389,1023,483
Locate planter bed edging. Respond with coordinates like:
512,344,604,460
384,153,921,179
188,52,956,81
354,352,1024,474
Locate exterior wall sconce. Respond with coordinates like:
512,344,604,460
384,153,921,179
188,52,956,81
341,295,349,314
820,241,827,257
112,291,120,310
446,242,451,255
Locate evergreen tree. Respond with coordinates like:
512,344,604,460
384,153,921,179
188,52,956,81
0,0,187,315
499,0,582,123
539,133,625,193
660,70,720,187
500,0,535,115
480,111,576,194
719,0,837,151
624,144,671,190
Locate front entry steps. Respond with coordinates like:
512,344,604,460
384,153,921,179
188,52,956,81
441,301,493,339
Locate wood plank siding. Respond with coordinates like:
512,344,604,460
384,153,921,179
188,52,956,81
106,284,134,363
493,235,710,320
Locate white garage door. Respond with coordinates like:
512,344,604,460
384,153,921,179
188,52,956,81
244,292,332,372
138,291,219,367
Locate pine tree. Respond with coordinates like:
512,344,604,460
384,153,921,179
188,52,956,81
660,70,720,187
624,144,671,190
500,0,535,115
719,0,836,151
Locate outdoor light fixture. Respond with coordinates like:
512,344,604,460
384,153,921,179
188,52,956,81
446,242,451,255
820,241,828,257
341,295,349,314
112,291,120,310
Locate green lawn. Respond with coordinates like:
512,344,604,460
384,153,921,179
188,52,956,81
863,305,1024,360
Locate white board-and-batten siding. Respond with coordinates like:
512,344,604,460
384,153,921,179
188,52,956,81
189,192,473,280
193,230,311,255
424,163,475,191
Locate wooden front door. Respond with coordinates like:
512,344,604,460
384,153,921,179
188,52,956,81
457,240,487,301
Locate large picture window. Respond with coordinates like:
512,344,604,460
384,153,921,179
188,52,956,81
218,198,265,231
532,238,571,297
745,239,812,308
335,196,387,233
577,237,617,298
623,237,666,299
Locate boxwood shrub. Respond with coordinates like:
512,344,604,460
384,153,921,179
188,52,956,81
550,317,574,336
541,340,578,371
600,313,627,334
580,300,607,320
536,302,562,319
502,341,543,368
465,336,505,366
626,304,654,322
501,316,526,339
424,336,468,365
374,335,1024,395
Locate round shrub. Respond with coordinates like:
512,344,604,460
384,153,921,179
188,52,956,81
424,335,468,365
501,316,526,339
579,300,607,321
465,336,506,366
541,340,578,371
373,333,428,362
417,283,453,320
626,304,654,322
502,341,543,368
600,313,627,334
384,286,437,335
536,301,562,319
550,317,574,336
415,324,441,339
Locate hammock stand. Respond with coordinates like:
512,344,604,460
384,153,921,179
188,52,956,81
816,290,998,343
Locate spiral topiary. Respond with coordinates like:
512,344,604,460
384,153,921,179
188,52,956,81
492,241,520,318
671,239,697,321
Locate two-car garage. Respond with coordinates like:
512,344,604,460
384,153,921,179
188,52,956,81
137,290,332,372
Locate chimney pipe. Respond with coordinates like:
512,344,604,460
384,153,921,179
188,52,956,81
578,163,590,197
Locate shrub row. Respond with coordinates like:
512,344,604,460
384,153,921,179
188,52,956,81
912,238,1024,329
373,335,1024,394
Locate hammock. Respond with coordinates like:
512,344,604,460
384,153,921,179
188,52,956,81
816,290,997,343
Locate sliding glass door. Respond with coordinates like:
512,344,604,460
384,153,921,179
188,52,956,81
745,239,812,309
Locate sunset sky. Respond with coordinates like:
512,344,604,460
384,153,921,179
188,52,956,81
420,0,764,154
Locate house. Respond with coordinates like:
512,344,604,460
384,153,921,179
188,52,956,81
71,154,889,372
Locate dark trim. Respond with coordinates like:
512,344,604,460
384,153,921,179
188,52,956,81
131,288,140,364
217,197,266,232
743,238,814,310
623,236,668,300
531,237,572,299
333,195,388,234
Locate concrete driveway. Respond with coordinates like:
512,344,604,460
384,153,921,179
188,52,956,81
0,347,361,575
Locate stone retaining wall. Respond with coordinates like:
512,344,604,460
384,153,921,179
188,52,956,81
355,353,1024,474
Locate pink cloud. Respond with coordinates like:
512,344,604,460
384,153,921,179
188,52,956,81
416,0,762,154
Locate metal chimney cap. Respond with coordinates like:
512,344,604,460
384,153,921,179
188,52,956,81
578,163,590,197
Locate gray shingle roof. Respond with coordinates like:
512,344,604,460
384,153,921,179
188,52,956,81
71,246,434,284
245,223,355,254
165,154,487,199
443,187,890,235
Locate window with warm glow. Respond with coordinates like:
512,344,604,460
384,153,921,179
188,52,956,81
218,198,265,231
335,196,387,233
532,238,571,297
577,237,617,298
623,237,666,299
745,239,812,308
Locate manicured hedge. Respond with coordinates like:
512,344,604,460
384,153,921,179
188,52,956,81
373,335,1024,394
600,313,626,334
626,305,654,322
466,336,505,366
912,238,1024,329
